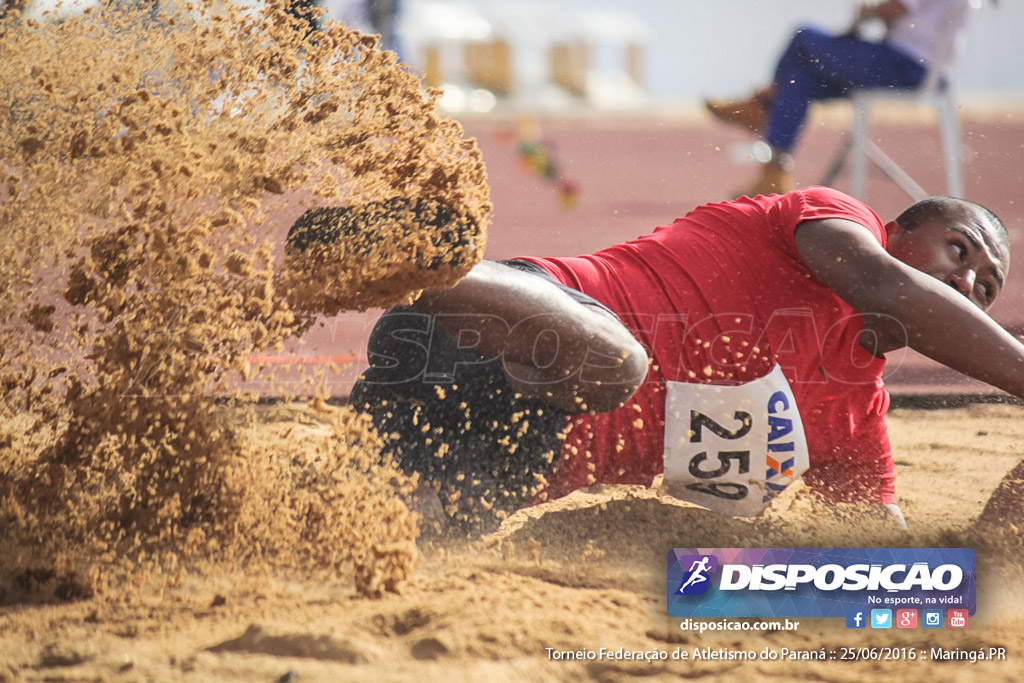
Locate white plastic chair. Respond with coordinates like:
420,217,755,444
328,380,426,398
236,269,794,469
822,0,979,201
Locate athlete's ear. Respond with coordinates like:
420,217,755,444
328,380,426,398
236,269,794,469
884,220,904,240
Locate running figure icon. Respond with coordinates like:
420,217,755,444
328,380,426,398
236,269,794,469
678,556,713,593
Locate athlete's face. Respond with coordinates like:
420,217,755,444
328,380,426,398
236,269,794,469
885,205,1009,312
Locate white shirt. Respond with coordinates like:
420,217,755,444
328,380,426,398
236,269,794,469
887,0,974,79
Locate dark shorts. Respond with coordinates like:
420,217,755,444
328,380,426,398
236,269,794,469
349,259,615,526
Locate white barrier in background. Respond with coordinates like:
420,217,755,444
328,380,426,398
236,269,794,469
397,0,650,111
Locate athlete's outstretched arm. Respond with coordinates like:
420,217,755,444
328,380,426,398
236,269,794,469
794,218,1024,400
412,260,649,413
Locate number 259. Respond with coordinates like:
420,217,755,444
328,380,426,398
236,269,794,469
686,410,751,500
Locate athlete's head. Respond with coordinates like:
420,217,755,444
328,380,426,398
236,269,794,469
885,197,1010,312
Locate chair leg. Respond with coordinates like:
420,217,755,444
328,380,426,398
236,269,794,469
851,96,869,200
938,92,964,197
864,139,929,201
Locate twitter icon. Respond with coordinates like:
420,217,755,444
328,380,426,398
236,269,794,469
870,609,893,629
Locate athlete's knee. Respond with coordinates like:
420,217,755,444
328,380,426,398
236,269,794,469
501,312,648,414
578,330,649,411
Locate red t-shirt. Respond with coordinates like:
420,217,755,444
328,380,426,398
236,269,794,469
518,187,896,505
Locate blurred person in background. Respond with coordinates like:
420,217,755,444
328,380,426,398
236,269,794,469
705,0,977,197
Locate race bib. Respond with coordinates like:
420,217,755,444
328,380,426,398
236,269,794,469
662,365,809,516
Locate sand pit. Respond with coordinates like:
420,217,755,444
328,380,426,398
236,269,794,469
1,403,1024,681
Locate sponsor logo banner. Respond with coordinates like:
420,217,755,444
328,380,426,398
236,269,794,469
667,548,975,618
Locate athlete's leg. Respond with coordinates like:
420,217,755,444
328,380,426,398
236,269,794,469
412,260,648,414
350,304,566,531
288,205,647,531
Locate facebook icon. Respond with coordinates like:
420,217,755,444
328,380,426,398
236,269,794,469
845,608,867,629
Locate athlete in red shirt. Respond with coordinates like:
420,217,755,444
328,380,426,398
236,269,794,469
516,187,896,508
299,187,1013,530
